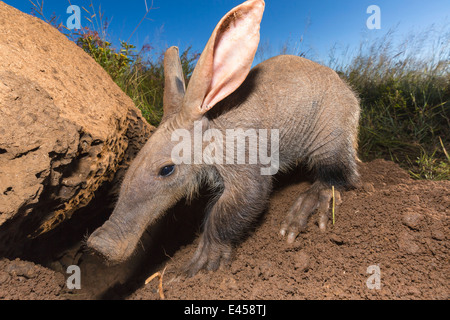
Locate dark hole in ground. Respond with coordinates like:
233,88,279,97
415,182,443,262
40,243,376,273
3,187,13,195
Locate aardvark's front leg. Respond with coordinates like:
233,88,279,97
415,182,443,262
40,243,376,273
184,169,272,277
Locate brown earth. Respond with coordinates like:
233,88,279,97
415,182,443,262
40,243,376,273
0,159,448,300
0,1,153,254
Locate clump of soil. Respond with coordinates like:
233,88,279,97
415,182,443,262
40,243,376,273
0,160,448,300
0,258,66,300
0,2,153,250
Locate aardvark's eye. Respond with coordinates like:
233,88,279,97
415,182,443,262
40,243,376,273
159,165,175,177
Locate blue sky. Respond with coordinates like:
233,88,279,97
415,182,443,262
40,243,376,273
5,0,450,64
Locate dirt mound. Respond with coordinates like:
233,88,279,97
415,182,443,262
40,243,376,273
0,160,447,300
0,258,66,300
0,2,153,254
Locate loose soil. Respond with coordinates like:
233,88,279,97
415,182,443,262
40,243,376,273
0,159,448,300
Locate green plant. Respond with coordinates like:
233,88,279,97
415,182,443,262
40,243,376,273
77,32,135,82
408,145,450,180
336,27,450,180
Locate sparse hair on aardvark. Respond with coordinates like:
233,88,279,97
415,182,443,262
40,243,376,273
87,0,360,276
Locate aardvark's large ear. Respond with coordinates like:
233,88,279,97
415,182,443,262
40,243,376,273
162,46,186,120
181,0,265,121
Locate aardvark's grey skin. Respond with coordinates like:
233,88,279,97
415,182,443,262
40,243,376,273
87,0,360,276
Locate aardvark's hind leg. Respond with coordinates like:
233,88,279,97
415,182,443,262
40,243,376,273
280,181,341,243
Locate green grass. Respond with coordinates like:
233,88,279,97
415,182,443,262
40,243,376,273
334,28,450,180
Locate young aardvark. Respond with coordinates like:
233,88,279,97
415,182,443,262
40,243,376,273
87,0,360,276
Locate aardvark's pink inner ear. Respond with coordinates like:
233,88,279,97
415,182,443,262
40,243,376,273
202,0,265,111
182,0,265,119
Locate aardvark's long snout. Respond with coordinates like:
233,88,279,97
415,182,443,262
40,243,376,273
87,219,138,264
86,192,171,264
